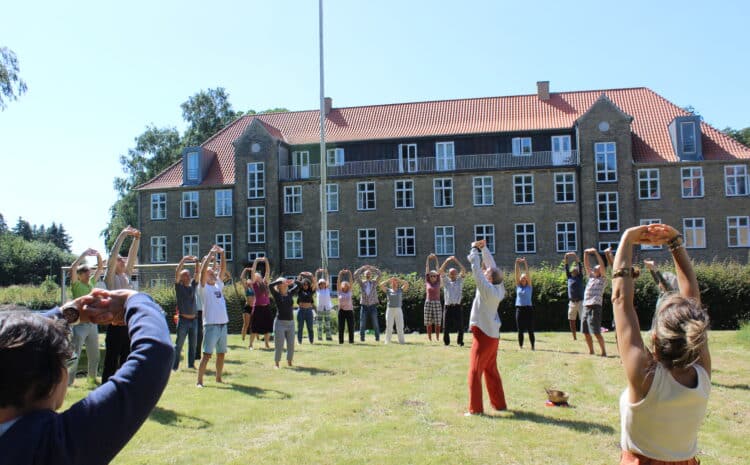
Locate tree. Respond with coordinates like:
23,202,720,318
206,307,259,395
0,213,7,234
49,222,72,252
13,217,33,241
723,127,750,148
0,47,28,110
181,88,240,147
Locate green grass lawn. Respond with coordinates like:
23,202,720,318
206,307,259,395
64,330,750,465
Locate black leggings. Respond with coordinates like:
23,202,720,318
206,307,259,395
338,310,354,344
515,306,535,349
102,325,130,383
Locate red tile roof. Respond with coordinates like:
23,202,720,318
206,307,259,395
136,87,750,190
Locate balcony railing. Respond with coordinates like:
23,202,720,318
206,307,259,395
278,150,578,181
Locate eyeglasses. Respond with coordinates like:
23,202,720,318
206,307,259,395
65,355,78,370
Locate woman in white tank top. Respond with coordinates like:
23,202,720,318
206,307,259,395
611,224,710,465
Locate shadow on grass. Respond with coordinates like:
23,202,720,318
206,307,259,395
532,348,618,359
206,382,291,399
712,381,750,391
149,406,212,430
289,365,338,376
489,409,615,434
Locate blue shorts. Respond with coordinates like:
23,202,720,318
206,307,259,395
203,324,228,354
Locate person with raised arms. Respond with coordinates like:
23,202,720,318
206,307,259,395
173,255,200,370
337,269,355,344
315,268,334,342
269,276,301,368
380,276,410,344
248,257,273,350
67,247,104,386
440,256,467,347
581,247,608,357
196,245,229,387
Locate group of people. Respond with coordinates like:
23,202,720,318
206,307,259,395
0,224,712,465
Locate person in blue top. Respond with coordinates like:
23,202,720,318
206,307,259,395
0,288,173,465
514,257,535,350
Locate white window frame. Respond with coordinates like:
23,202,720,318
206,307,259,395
473,176,494,206
434,226,455,256
513,174,535,205
148,278,169,288
215,234,233,261
553,172,576,203
597,192,619,232
357,228,378,258
595,142,617,182
181,191,199,218
474,224,496,254
214,189,232,217
326,148,345,167
326,184,339,212
724,165,749,197
291,151,310,179
435,141,456,171
512,137,532,156
327,230,340,259
681,167,704,198
555,222,577,253
357,182,376,211
551,135,572,165
681,121,697,154
395,227,416,257
638,168,661,200
683,218,706,249
150,193,166,220
398,143,418,173
727,216,750,247
514,223,536,254
186,152,200,181
284,231,303,259
639,219,662,250
247,207,265,244
433,178,454,208
394,179,415,209
598,241,619,253
284,185,302,214
247,162,265,199
150,236,167,263
247,251,266,262
182,235,199,258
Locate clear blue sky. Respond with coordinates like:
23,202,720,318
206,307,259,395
1,0,748,255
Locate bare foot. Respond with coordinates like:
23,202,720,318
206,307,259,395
287,360,293,367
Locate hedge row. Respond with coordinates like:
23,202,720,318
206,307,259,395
2,261,748,332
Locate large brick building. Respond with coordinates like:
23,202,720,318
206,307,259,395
135,82,750,281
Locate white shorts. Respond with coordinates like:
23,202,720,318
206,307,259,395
568,300,582,320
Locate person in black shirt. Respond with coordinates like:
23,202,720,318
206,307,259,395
270,277,300,369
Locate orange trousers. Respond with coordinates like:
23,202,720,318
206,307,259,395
620,451,699,465
467,326,507,413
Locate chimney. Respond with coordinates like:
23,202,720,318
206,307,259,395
537,81,550,101
324,97,332,115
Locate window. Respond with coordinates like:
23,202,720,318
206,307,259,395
395,227,416,256
215,234,233,261
433,178,454,207
150,193,166,220
473,176,493,206
513,174,534,204
327,230,340,258
595,142,617,182
434,226,455,256
598,241,618,253
284,231,303,259
552,135,572,165
639,219,662,250
552,173,575,203
515,223,536,253
284,186,302,214
186,152,199,181
555,222,577,252
597,192,619,232
435,142,455,171
512,137,532,156
727,216,750,247
681,122,696,153
215,190,232,217
182,235,199,257
247,162,265,199
683,218,706,249
247,251,266,262
358,228,377,257
326,184,339,212
681,167,704,198
357,182,376,210
394,180,414,209
725,165,749,196
149,278,169,288
181,191,199,218
638,169,661,199
474,224,495,254
398,143,418,173
150,236,167,263
326,148,345,166
247,207,265,244
291,151,310,179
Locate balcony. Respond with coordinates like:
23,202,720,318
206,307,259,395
278,150,578,181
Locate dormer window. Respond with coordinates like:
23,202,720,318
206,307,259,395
681,122,696,154
512,137,532,156
186,152,200,181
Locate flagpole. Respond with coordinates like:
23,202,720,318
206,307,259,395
318,0,328,272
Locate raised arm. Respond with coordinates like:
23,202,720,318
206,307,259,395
520,258,531,286
192,257,201,284
439,257,452,274
514,258,521,286
604,247,615,269
200,249,217,287
564,252,578,277
369,266,382,281
379,279,388,293
175,256,189,283
125,228,141,277
644,259,669,291
93,251,105,282
426,254,435,274
299,271,315,289
401,279,410,291
70,249,91,284
240,267,251,289
106,228,130,289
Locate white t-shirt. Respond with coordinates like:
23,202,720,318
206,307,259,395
202,281,228,325
317,288,333,310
